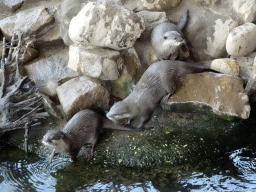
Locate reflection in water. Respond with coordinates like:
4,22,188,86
179,148,256,191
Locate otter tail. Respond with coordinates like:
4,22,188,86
177,9,189,30
184,64,220,74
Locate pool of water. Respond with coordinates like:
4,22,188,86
1,107,256,192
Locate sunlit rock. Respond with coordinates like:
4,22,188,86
99,0,182,11
232,0,256,23
69,1,145,50
25,48,79,97
226,23,256,57
231,52,256,81
0,7,54,40
57,76,110,119
162,73,250,120
136,11,168,40
68,45,123,80
201,58,240,77
0,0,24,12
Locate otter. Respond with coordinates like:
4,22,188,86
151,10,189,60
42,109,141,163
106,60,220,128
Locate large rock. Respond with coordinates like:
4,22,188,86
162,73,251,120
25,48,79,97
226,23,256,57
201,58,240,77
136,10,168,40
56,76,110,119
231,0,256,23
60,0,95,45
0,0,24,12
68,45,123,80
231,52,256,81
100,0,182,12
0,6,54,40
69,1,145,50
167,1,238,61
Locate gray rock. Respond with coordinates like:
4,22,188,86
162,73,250,120
56,76,110,119
167,1,238,61
99,0,182,11
201,58,240,77
136,10,168,40
68,45,123,80
60,0,95,45
226,23,256,57
0,0,24,12
231,52,256,81
231,0,256,23
25,48,79,97
0,6,54,40
68,1,145,50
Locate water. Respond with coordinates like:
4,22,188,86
1,107,256,191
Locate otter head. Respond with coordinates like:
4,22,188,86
163,31,185,47
106,101,133,123
42,130,69,154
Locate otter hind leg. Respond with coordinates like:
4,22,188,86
84,144,95,158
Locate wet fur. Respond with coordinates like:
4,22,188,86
42,109,138,163
107,60,220,128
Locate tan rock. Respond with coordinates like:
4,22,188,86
201,58,240,77
57,76,110,119
162,73,250,120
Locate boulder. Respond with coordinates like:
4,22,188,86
201,58,240,77
136,11,168,40
25,48,79,97
68,45,123,80
231,0,256,23
99,0,182,12
56,76,110,119
162,73,250,120
226,23,256,57
231,52,256,81
60,0,95,45
167,1,238,61
0,0,24,12
69,1,145,50
0,6,54,40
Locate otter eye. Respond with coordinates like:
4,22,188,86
164,36,167,40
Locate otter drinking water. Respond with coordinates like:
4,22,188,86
151,10,189,60
42,109,140,163
106,60,220,128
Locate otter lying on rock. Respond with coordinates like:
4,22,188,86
151,10,189,60
107,60,220,128
42,109,142,163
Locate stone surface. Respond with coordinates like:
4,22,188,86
60,0,94,45
232,0,256,23
68,1,145,50
0,0,24,12
68,45,123,80
226,23,256,57
204,18,238,58
22,46,39,65
0,6,54,40
245,75,256,102
56,76,110,119
201,58,240,77
231,52,256,81
100,0,182,11
136,11,168,40
162,73,250,120
25,48,79,97
134,40,158,67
